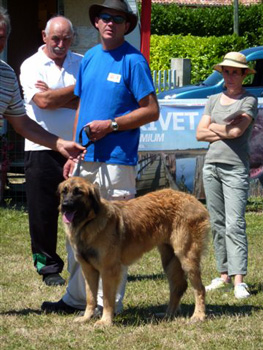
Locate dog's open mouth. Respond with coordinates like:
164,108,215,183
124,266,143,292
250,165,263,179
62,211,76,224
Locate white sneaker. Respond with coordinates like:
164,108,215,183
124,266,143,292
234,283,250,299
205,277,233,292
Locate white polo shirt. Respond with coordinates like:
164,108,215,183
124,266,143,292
20,45,83,151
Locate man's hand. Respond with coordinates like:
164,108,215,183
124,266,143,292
87,120,112,141
56,138,86,160
63,158,76,179
35,80,50,92
7,115,86,157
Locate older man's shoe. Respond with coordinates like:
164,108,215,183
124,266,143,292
41,299,84,314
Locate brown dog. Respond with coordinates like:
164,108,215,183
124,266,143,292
59,176,210,326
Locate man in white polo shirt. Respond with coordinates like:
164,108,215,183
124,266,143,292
0,7,84,162
20,15,83,286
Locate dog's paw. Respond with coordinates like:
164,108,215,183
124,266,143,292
154,306,180,320
94,318,113,327
190,313,206,323
74,315,92,323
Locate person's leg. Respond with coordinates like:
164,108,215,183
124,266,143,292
41,238,86,313
203,163,230,282
97,265,128,314
62,239,87,309
220,164,249,291
25,151,65,283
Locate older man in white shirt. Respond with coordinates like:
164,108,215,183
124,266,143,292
20,16,83,286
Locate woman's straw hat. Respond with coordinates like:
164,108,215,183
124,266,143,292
213,52,256,74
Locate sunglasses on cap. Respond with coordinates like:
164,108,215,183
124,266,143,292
98,13,126,24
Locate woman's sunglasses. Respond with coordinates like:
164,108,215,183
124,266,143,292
98,13,126,24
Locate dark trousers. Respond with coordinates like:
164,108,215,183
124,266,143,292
25,150,66,276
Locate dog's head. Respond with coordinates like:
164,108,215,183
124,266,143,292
58,177,101,226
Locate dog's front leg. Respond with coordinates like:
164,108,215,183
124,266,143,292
94,265,121,327
74,261,99,323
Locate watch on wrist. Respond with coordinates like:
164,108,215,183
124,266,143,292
111,119,119,132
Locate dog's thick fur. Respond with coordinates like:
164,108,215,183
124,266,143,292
59,176,210,326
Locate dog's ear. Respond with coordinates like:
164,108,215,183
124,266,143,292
58,180,66,195
89,184,101,214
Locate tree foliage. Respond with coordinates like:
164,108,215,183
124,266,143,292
150,34,256,84
138,4,263,45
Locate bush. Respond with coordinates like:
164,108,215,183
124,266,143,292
143,4,263,45
150,34,254,84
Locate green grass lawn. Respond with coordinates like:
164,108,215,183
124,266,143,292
0,206,262,350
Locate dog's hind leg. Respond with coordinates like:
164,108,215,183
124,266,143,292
179,255,206,322
74,261,99,323
158,244,188,317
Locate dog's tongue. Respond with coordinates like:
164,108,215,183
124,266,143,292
63,211,75,224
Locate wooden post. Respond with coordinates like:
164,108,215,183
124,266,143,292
193,155,206,200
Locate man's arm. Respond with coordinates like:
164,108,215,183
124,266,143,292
6,114,85,159
115,93,159,129
86,93,159,141
33,81,79,110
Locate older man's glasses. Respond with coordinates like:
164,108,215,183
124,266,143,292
98,13,126,24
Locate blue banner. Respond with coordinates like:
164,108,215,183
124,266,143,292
139,99,209,151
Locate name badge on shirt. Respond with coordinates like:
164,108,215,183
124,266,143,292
107,73,121,83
